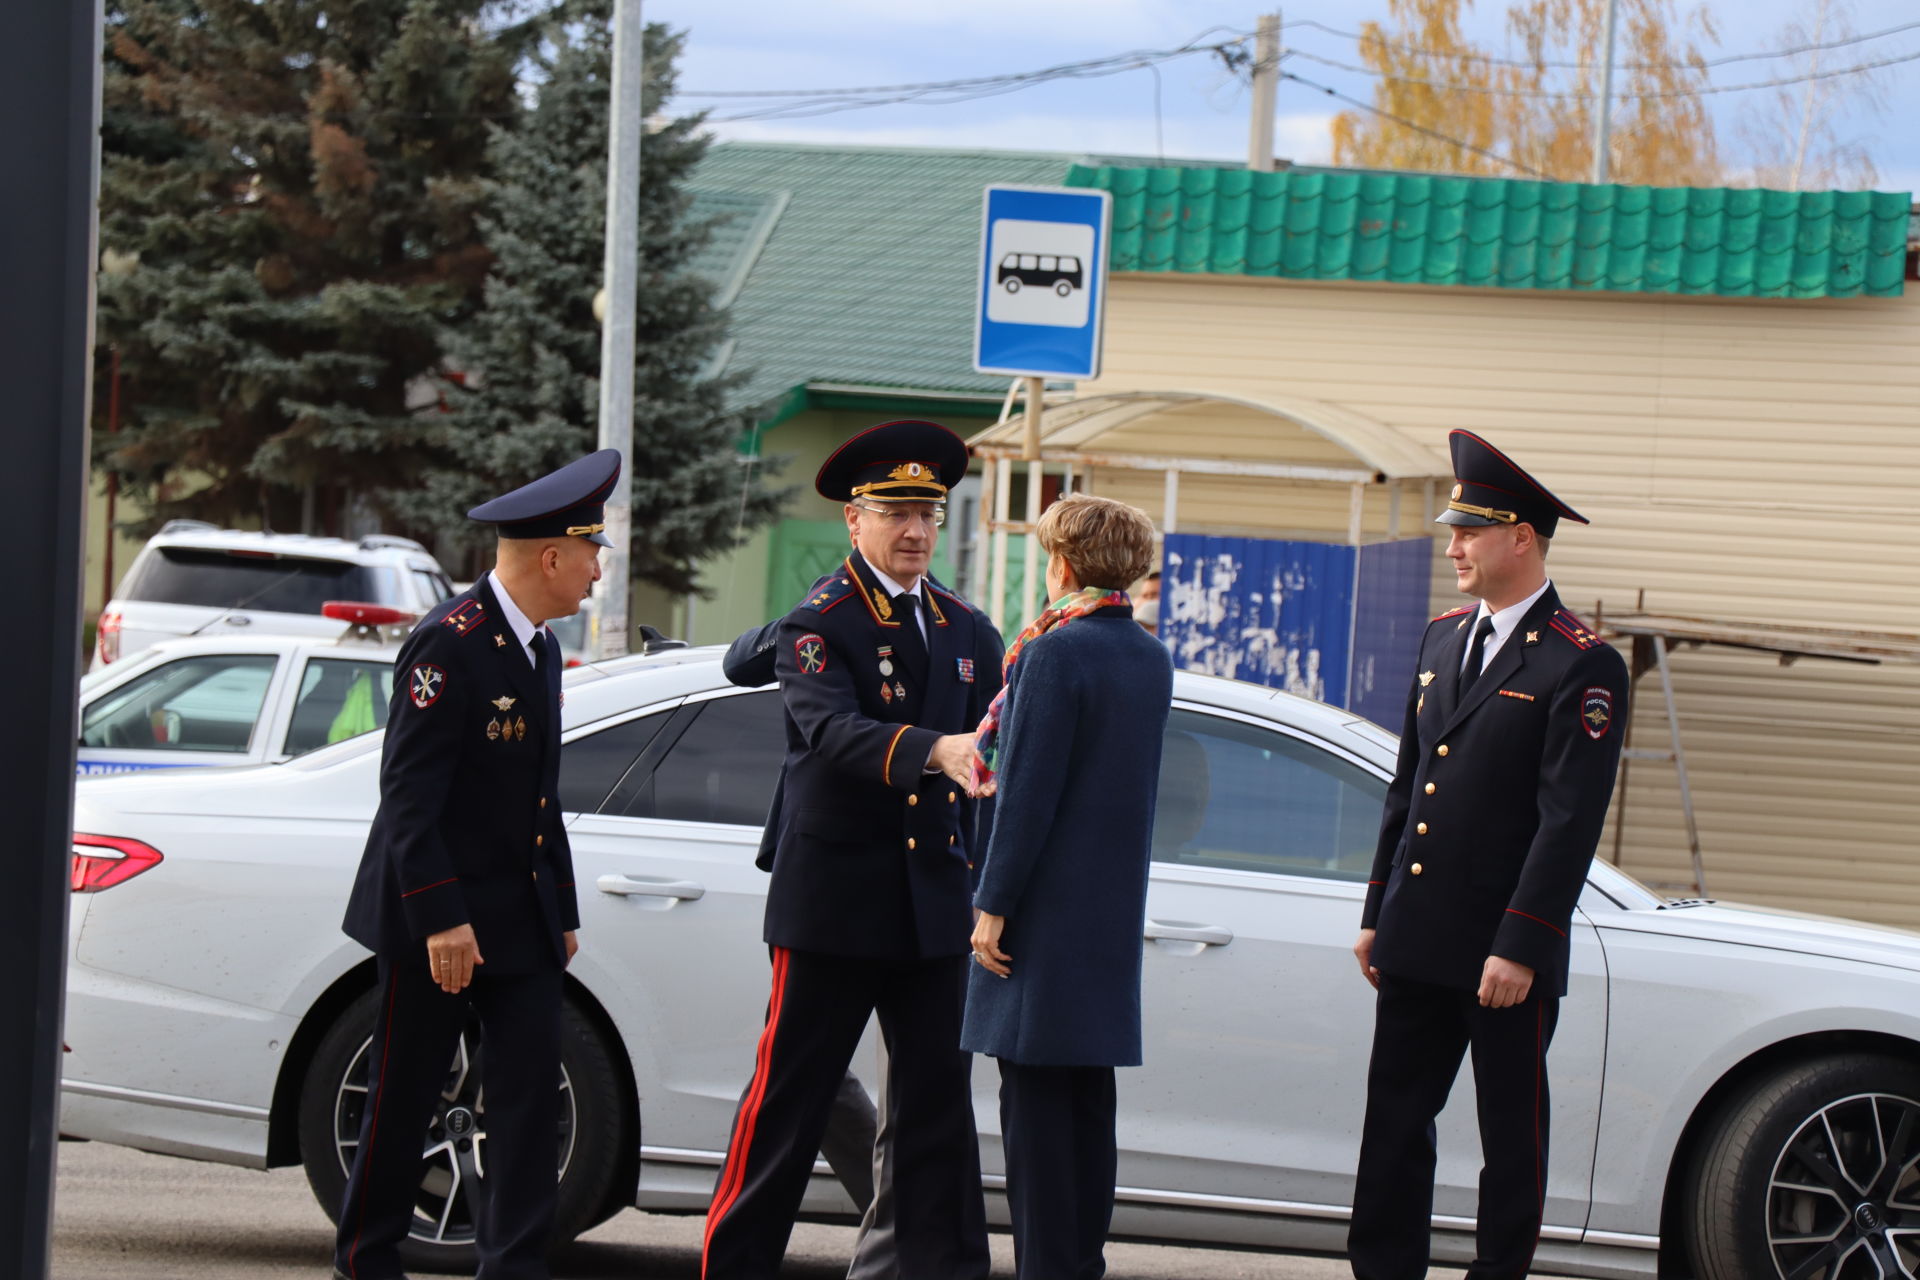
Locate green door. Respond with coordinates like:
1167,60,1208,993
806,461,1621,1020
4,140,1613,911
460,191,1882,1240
765,518,961,619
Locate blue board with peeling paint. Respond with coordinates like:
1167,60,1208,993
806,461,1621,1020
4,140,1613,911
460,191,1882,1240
1160,534,1430,727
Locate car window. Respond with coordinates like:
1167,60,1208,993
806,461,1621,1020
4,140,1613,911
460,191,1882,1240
410,568,453,606
283,657,393,757
610,691,784,827
559,710,672,814
1152,708,1388,882
80,654,278,754
121,547,403,613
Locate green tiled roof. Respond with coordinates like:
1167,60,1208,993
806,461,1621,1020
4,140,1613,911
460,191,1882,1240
687,143,1081,415
1066,165,1910,299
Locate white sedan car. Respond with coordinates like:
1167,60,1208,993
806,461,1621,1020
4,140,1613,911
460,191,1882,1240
76,606,409,776
62,649,1920,1280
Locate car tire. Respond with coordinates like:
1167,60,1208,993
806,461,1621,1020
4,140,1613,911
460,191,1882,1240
1686,1052,1920,1280
297,984,628,1272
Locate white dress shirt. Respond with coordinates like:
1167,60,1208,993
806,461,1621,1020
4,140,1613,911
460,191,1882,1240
487,572,543,668
1463,578,1553,676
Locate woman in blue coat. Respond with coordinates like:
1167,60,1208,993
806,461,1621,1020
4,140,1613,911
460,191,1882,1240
962,494,1173,1280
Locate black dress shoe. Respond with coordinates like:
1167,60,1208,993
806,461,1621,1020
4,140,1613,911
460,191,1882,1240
332,1270,410,1280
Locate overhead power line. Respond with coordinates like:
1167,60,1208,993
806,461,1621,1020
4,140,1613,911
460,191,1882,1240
1279,69,1551,181
1284,42,1920,99
1285,15,1920,73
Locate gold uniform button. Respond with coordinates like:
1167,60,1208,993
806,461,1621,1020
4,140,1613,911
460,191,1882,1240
948,791,957,803
535,835,544,847
540,797,548,809
1410,863,1424,876
908,794,919,807
532,870,539,882
1424,783,1436,795
949,835,956,846
907,838,917,851
1416,822,1428,835
1437,744,1450,757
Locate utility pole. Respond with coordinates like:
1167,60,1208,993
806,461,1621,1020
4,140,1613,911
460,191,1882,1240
1247,12,1280,172
595,0,643,658
1591,0,1620,183
0,0,97,1274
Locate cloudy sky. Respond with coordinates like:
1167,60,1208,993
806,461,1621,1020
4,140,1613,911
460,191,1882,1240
644,0,1920,194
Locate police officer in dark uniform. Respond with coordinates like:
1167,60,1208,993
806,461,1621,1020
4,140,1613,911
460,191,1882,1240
333,450,619,1280
702,420,1005,1280
1349,430,1628,1280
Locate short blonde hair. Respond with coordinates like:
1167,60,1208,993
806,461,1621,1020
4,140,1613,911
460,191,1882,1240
1034,494,1159,591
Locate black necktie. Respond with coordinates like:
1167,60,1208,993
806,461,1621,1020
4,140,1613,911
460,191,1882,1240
1459,615,1495,697
529,631,549,676
893,591,928,674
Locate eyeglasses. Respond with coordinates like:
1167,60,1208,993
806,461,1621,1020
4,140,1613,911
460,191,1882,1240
853,502,946,529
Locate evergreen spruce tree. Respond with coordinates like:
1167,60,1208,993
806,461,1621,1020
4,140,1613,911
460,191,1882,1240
418,5,786,593
97,0,552,534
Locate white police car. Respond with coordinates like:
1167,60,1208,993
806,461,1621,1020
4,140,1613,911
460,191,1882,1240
77,602,410,776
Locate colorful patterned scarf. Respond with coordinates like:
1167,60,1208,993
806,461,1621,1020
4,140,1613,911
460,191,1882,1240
970,587,1130,790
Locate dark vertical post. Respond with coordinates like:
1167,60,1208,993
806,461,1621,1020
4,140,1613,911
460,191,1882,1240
0,0,102,1274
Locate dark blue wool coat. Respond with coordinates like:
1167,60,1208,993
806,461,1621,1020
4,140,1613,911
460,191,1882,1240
960,608,1173,1068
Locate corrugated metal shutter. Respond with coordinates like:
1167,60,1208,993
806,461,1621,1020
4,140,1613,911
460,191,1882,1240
1080,276,1920,926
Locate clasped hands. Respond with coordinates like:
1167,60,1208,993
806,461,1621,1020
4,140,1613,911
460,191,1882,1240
928,734,992,797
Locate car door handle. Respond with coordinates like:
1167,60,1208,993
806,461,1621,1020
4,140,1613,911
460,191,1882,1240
1144,920,1233,947
596,874,706,901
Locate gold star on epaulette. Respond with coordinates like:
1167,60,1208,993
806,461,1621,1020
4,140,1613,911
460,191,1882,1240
494,634,507,648
1526,631,1539,644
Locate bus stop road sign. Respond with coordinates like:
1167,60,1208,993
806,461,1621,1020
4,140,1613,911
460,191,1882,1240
974,185,1111,381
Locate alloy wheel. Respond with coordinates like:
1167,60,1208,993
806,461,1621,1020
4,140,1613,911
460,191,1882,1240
331,1026,578,1247
1768,1091,1920,1280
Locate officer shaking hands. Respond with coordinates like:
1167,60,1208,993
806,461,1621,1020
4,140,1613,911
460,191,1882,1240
702,420,1005,1280
334,450,618,1280
1349,430,1628,1280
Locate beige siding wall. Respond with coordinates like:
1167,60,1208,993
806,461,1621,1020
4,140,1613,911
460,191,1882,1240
1081,275,1920,926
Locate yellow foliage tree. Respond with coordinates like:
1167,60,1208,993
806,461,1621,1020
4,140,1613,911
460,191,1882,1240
1329,0,1722,185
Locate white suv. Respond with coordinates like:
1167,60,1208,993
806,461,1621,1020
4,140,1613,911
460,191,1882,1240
93,522,455,671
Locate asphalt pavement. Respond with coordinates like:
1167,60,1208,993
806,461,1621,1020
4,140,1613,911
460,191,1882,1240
50,1139,1469,1280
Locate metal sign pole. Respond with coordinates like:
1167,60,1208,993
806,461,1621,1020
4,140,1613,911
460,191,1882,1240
595,0,643,658
0,0,100,1274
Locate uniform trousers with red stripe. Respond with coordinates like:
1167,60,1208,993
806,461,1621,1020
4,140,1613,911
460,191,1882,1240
1348,973,1560,1280
333,957,562,1280
703,947,986,1280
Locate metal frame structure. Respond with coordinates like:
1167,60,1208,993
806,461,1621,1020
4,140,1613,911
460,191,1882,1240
1600,610,1920,898
965,385,1452,629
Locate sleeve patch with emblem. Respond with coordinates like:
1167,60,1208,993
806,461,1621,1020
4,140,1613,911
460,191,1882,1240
795,634,828,674
1581,686,1614,739
409,663,447,708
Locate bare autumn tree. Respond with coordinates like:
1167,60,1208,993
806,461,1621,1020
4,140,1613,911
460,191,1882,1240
1737,0,1884,191
1330,0,1721,185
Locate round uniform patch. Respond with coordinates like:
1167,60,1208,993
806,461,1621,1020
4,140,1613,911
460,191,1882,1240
795,634,827,675
409,663,446,709
1581,686,1613,740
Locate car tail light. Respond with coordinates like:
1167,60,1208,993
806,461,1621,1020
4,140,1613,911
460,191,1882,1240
71,834,164,893
322,600,415,627
96,612,122,665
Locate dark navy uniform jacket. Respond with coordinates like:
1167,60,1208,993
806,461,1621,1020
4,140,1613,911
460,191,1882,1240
1361,585,1628,997
343,574,578,973
750,552,1005,961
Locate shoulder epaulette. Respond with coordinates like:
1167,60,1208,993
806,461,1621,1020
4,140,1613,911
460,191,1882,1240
1433,605,1474,622
442,599,487,636
1548,609,1606,650
796,574,858,616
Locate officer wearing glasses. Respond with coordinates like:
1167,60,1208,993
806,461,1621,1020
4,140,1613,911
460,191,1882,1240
701,420,1004,1280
